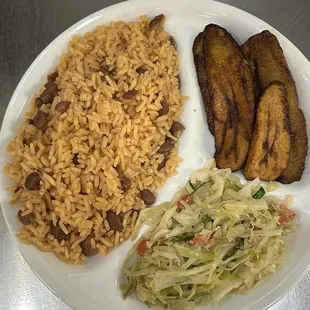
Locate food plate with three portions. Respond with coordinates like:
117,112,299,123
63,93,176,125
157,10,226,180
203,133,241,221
0,0,310,309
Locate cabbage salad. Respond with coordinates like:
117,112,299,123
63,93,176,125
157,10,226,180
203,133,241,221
121,159,296,309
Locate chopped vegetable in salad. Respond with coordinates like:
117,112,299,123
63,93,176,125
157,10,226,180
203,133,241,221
121,158,296,309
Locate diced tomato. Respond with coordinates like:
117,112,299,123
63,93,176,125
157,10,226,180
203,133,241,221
137,239,148,256
184,195,193,204
191,232,220,247
278,214,288,225
176,195,193,212
278,205,296,226
191,233,209,246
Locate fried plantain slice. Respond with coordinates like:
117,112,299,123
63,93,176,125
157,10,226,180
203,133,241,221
245,56,260,103
193,32,214,134
242,30,308,183
199,24,256,171
244,82,292,181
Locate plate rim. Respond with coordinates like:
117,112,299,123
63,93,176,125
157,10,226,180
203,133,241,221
1,0,310,309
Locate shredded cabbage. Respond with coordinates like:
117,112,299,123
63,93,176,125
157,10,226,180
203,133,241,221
266,181,280,192
121,158,296,309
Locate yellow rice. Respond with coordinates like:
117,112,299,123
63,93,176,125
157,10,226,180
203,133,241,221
4,15,186,264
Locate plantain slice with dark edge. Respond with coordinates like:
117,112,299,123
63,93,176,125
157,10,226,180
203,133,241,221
193,32,214,134
242,30,308,183
244,82,292,181
195,24,256,171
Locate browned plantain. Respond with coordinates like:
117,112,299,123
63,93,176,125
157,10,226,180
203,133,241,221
242,30,308,183
245,56,260,103
198,24,256,171
193,32,214,134
244,82,291,181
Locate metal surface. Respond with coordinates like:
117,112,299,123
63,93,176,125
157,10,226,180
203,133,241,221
0,0,310,309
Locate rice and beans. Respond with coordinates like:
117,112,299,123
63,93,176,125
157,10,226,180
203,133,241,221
4,14,186,264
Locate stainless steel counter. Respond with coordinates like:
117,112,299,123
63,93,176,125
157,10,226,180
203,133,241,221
1,0,310,309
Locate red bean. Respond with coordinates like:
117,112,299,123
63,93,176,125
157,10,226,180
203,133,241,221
25,172,41,190
35,97,43,108
18,210,35,225
140,189,156,205
158,100,169,116
51,224,69,241
149,14,165,30
158,157,168,171
107,211,123,232
40,81,58,104
33,110,47,129
55,101,70,113
47,71,58,82
158,138,175,154
171,121,185,137
123,90,137,99
81,236,98,257
120,176,131,192
136,67,147,74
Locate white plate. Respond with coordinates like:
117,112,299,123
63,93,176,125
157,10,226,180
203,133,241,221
1,0,310,309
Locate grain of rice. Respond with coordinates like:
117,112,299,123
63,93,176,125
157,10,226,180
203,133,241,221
21,209,33,216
